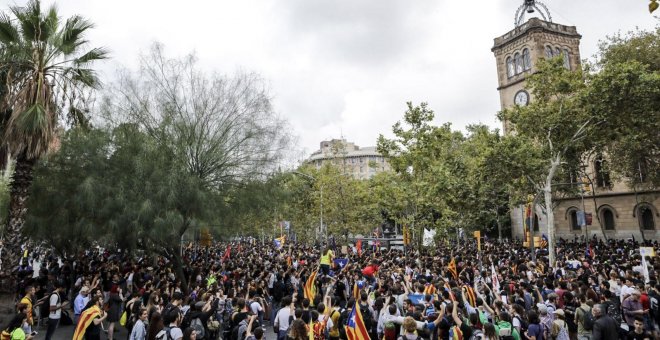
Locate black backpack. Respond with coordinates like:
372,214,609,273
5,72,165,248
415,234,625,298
359,303,374,332
513,315,528,332
338,309,352,340
579,307,594,331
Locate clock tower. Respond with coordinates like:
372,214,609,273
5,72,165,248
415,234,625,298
492,0,582,134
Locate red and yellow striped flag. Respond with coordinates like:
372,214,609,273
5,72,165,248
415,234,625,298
447,257,458,280
304,269,318,304
462,285,476,307
345,304,370,340
423,284,436,296
73,305,101,340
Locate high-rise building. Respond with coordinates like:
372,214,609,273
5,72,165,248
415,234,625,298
307,139,390,180
493,1,659,240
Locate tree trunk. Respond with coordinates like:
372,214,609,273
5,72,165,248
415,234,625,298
545,154,561,267
2,155,35,275
171,249,189,294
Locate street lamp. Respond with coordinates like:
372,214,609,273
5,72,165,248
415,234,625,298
293,172,324,241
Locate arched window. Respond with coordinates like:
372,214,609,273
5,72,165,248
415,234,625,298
563,49,571,69
601,208,616,230
568,209,580,230
506,57,514,77
522,48,532,71
638,204,656,230
555,47,561,58
545,45,554,58
514,52,523,74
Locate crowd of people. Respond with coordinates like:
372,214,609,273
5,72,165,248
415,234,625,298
2,236,659,340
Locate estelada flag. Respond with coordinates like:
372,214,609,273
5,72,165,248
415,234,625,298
73,305,102,340
304,269,318,304
423,284,436,296
443,282,456,301
345,304,370,340
353,281,360,300
462,285,477,307
447,257,458,280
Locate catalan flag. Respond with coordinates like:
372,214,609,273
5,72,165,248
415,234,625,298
462,285,476,307
447,257,458,280
304,269,318,305
540,234,548,248
353,281,361,300
356,239,363,256
345,304,370,340
423,283,436,296
73,305,102,340
449,325,463,340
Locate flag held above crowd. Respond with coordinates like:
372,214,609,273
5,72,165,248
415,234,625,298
345,304,370,340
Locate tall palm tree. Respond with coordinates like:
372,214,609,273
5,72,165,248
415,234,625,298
0,0,107,273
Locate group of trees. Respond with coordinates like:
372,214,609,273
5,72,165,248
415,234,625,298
0,0,657,275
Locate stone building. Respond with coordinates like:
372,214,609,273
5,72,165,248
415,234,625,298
492,1,659,240
308,139,390,180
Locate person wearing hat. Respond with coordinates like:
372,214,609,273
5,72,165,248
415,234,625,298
74,286,91,325
550,309,570,340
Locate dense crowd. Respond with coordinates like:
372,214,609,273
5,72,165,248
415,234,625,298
2,236,659,340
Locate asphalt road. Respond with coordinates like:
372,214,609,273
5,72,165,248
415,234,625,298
33,321,278,340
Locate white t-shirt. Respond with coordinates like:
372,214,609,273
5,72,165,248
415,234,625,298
250,301,263,315
169,325,183,340
275,308,291,331
49,292,62,319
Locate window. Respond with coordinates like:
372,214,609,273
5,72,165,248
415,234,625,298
506,57,514,77
594,156,612,188
568,209,580,230
601,208,616,230
522,48,531,71
555,48,561,58
563,49,570,69
545,45,554,58
514,53,523,74
638,204,656,230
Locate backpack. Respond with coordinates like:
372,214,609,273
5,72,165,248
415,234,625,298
230,319,248,340
552,321,569,340
359,304,374,332
469,329,484,340
384,322,397,340
499,327,515,340
578,307,594,331
514,315,528,332
156,326,177,340
338,309,352,340
313,320,329,340
191,317,206,339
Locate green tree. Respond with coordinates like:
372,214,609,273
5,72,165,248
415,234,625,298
0,0,107,271
499,58,591,264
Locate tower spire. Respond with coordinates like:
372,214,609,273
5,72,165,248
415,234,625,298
515,0,552,27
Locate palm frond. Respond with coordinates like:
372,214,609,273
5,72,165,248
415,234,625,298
41,3,59,42
11,1,39,42
0,12,20,45
59,15,94,55
67,67,101,88
73,47,109,65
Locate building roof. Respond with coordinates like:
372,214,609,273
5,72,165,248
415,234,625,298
309,146,382,161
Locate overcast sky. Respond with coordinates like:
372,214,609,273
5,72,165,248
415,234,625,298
12,0,659,161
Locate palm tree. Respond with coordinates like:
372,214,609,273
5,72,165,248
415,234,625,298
0,0,107,273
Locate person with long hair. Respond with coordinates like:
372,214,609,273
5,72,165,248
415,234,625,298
483,323,498,340
146,312,164,340
287,319,308,340
146,293,162,322
181,328,197,340
2,313,32,340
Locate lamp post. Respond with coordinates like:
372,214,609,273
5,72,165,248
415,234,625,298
293,172,324,241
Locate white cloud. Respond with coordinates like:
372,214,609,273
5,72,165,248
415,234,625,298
22,0,658,159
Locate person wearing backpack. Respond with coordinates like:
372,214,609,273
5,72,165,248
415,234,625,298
494,312,520,340
398,317,419,340
158,307,183,340
549,310,569,340
575,295,594,340
358,293,376,340
45,281,68,340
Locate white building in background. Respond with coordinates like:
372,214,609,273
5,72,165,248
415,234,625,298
307,139,391,180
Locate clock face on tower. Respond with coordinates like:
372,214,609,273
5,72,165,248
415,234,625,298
514,90,529,106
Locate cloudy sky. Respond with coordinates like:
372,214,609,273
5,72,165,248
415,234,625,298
18,0,659,160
